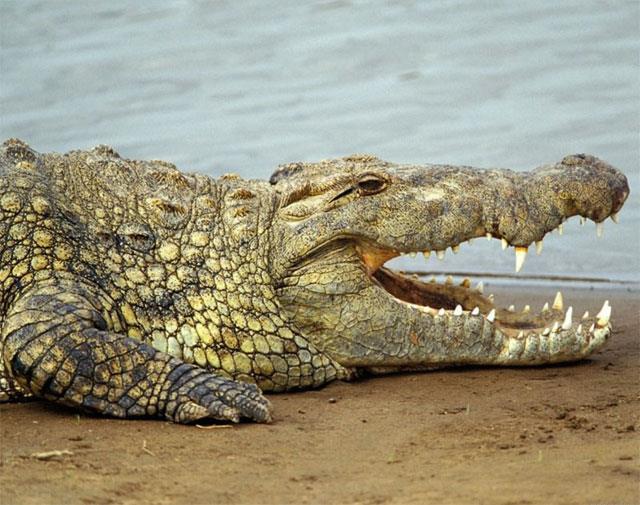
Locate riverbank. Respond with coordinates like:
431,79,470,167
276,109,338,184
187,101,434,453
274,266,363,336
1,285,638,505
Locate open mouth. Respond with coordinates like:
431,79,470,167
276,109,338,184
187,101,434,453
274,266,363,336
356,220,614,345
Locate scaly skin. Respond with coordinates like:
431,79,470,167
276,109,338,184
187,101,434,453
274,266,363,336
0,140,629,423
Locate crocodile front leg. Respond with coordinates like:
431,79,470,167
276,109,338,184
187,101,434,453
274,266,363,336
1,283,272,423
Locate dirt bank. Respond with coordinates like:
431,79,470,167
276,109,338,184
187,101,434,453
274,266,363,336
1,286,638,505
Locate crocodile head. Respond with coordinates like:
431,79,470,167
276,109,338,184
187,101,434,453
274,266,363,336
270,154,629,368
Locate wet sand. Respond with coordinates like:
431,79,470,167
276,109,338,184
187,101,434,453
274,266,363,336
1,285,638,505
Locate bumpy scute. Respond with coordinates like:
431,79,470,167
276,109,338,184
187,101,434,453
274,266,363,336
0,140,342,422
0,139,629,423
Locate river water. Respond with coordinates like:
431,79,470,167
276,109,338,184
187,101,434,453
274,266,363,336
1,0,638,284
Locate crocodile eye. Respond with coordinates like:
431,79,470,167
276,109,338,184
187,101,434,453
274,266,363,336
357,176,386,195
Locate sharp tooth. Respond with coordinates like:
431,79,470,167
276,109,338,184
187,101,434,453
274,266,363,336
535,241,543,255
580,216,586,225
611,212,619,224
471,306,480,315
485,232,492,241
523,305,530,313
508,304,515,312
596,221,604,237
453,304,463,316
445,275,453,285
589,323,595,333
501,238,508,250
552,291,563,311
582,311,589,320
542,302,549,312
461,278,471,288
488,294,495,302
436,250,445,260
561,306,573,330
596,300,611,326
557,223,564,235
476,281,484,293
597,299,610,313
542,327,551,336
517,331,524,339
551,322,559,333
515,246,527,273
487,309,496,322
577,324,582,334
438,308,445,316
452,245,460,254
423,251,431,260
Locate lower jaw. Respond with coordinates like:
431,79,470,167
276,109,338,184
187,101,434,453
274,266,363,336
372,266,610,338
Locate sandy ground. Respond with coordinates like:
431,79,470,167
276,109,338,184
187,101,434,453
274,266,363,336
0,286,638,505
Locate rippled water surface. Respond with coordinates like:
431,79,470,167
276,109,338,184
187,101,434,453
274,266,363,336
1,1,638,282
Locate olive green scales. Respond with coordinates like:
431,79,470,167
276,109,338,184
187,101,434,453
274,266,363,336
0,139,629,423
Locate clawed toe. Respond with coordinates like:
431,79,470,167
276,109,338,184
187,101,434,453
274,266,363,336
167,366,273,424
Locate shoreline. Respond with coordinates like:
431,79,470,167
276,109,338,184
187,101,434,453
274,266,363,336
1,285,638,505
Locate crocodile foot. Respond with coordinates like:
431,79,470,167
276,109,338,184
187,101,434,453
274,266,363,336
165,363,273,424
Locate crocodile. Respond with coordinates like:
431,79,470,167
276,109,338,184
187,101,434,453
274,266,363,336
0,139,629,424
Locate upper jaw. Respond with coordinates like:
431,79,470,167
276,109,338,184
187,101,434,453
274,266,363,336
275,154,629,285
357,202,622,277
357,153,629,261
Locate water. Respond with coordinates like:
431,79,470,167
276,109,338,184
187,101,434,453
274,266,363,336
1,0,638,283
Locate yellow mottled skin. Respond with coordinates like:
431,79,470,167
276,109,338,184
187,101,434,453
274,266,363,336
0,139,629,424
